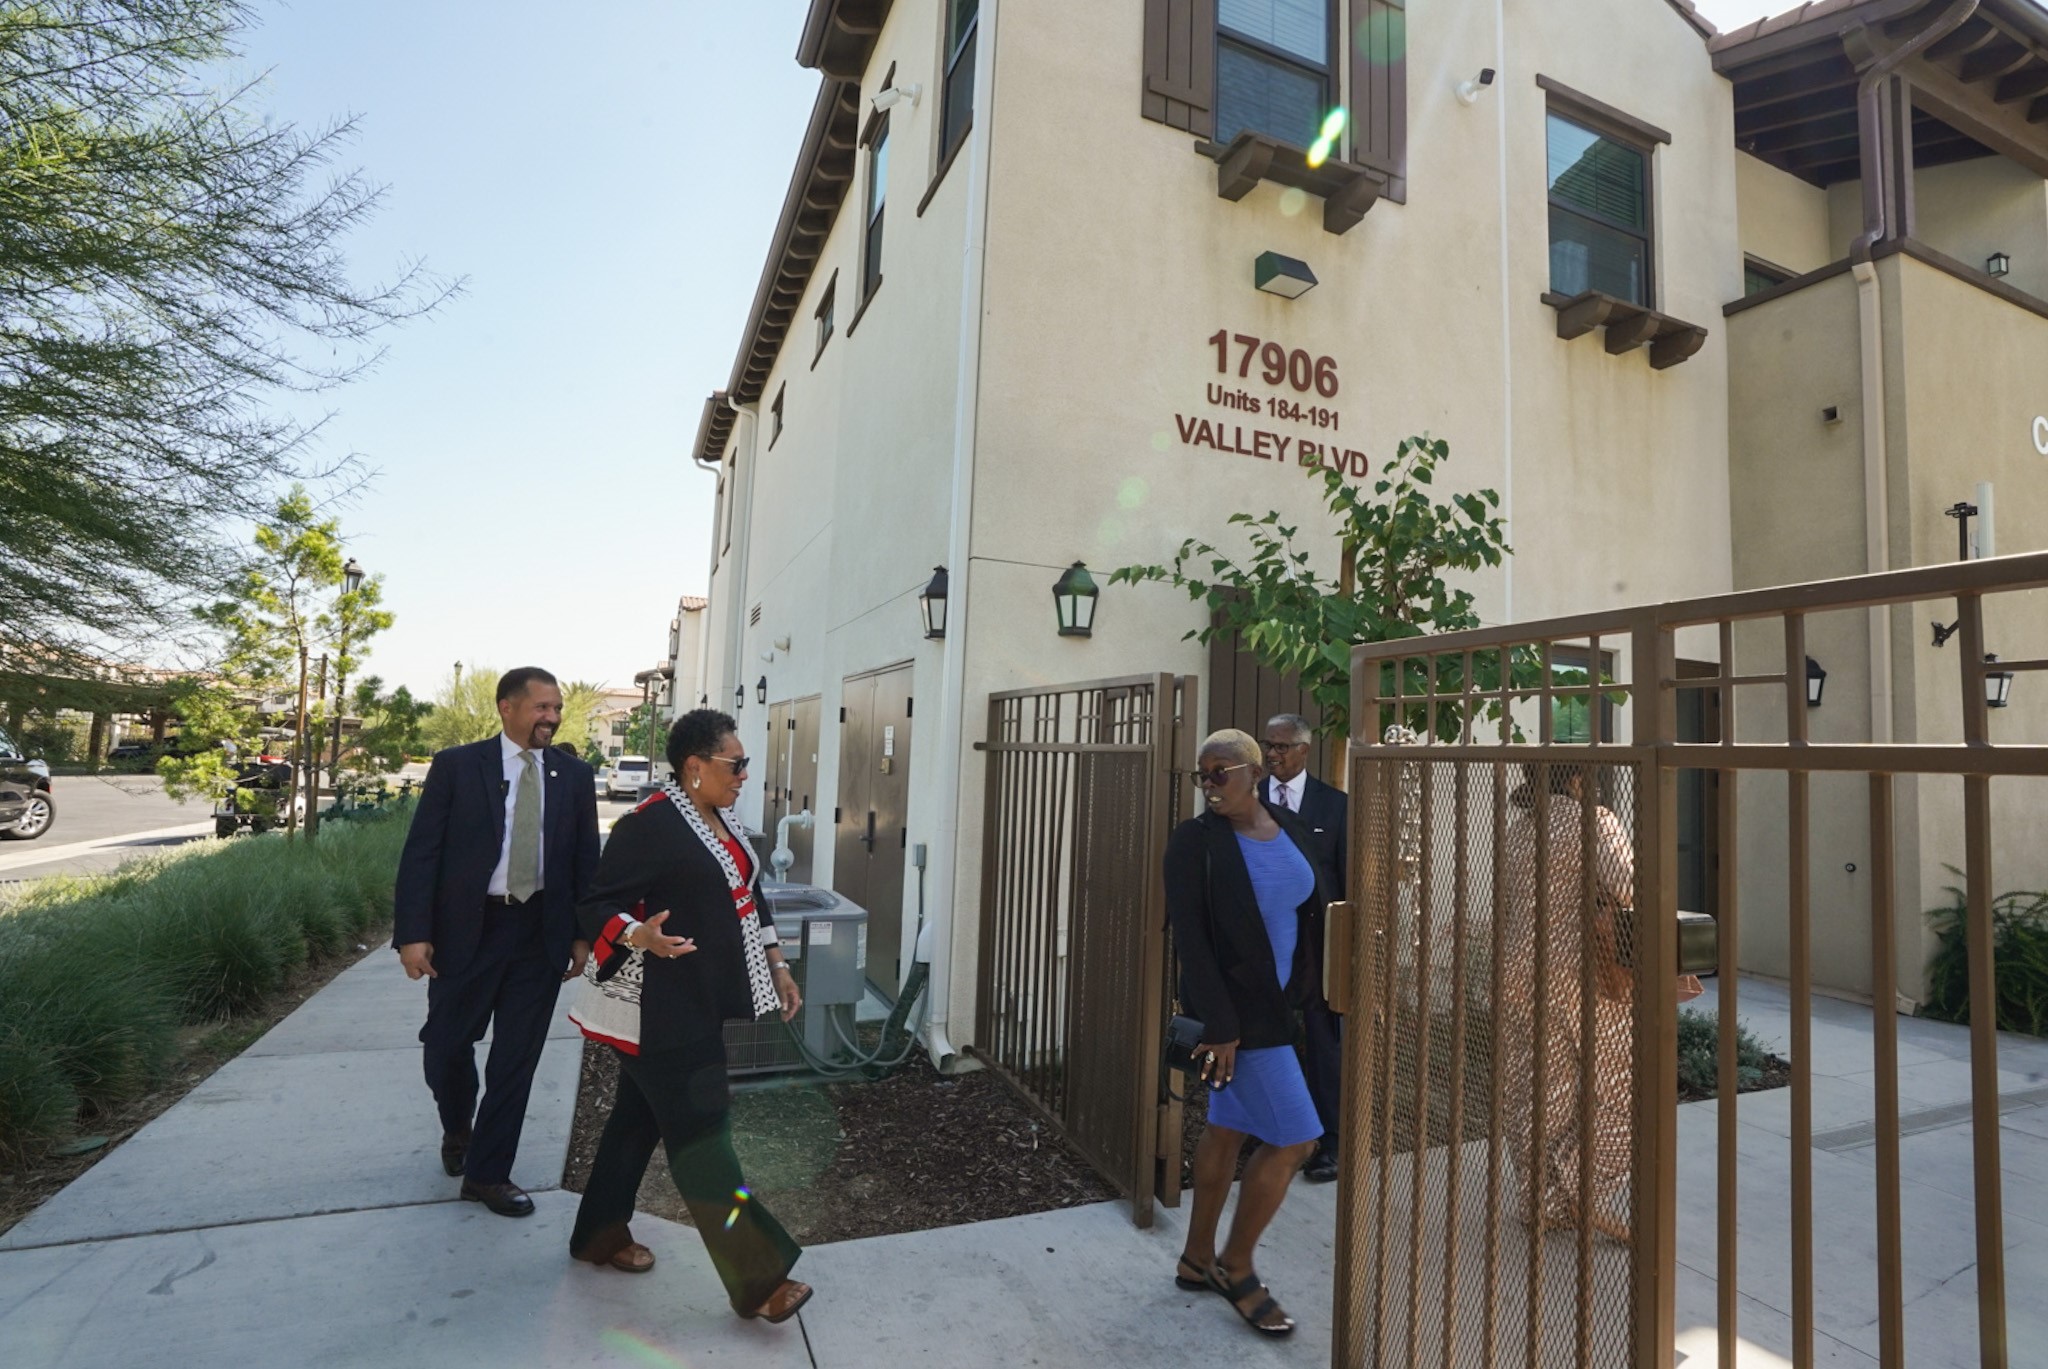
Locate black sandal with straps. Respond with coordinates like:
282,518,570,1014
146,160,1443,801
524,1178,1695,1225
1209,1263,1295,1337
1174,1254,1214,1292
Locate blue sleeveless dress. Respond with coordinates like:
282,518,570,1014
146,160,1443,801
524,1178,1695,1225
1204,830,1323,1148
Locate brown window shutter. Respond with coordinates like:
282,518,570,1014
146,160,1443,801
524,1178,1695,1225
1142,0,1217,137
1350,0,1408,199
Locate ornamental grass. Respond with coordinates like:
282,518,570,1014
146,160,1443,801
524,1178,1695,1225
0,808,411,1165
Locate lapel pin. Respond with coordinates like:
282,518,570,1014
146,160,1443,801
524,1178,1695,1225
549,770,558,777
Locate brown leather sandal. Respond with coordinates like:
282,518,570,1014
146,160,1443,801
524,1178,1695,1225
572,1229,656,1273
742,1279,813,1324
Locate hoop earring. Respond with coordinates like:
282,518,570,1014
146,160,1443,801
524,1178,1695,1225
691,775,701,790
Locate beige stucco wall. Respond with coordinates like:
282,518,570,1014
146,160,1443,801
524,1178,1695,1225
1912,155,2048,302
1736,151,1834,276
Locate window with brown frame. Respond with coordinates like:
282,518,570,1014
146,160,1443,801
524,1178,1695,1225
939,0,978,164
813,272,836,364
1214,0,1333,148
861,117,888,308
1548,111,1654,307
1743,254,1793,296
769,383,785,449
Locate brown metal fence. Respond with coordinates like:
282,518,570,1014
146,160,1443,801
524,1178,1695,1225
971,672,1197,1228
1331,553,2048,1369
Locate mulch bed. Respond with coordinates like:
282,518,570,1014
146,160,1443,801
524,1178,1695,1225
560,1038,1120,1245
0,935,389,1237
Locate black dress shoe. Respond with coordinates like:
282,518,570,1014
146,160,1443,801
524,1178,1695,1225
461,1179,535,1217
440,1134,469,1178
1303,1148,1339,1184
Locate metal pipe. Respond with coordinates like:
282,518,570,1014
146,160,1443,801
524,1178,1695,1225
1850,0,1977,747
922,0,1001,1073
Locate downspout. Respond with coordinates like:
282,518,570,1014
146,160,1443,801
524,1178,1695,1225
923,0,1002,1072
1848,0,1976,744
1493,0,1513,626
726,403,761,750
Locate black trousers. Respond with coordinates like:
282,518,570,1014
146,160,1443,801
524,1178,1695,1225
1302,997,1343,1151
570,1039,801,1314
419,898,560,1185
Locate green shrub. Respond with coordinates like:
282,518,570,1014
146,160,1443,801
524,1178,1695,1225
0,808,410,1160
1676,1006,1774,1098
1924,877,2048,1036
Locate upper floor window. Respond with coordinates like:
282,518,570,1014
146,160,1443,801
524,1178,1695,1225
1547,112,1653,307
770,383,786,448
1743,255,1793,297
940,0,978,162
1215,0,1332,149
864,118,889,302
814,272,836,363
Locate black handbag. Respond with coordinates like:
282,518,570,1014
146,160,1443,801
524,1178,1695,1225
1165,1013,1206,1074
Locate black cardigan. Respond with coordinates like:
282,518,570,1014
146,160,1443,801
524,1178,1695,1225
1164,802,1332,1050
575,799,767,1054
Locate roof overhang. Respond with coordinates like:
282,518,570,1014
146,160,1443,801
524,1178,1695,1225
797,0,895,79
1714,0,2048,186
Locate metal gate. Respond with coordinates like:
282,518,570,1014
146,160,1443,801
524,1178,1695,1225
972,672,1197,1227
1331,554,2048,1368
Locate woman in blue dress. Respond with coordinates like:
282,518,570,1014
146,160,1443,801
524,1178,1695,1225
1163,728,1331,1338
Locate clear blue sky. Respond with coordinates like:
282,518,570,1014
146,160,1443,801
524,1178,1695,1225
228,1,817,697
230,0,1780,700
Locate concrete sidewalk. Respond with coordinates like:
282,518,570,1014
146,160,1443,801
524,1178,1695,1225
0,948,1339,1368
7,953,2046,1367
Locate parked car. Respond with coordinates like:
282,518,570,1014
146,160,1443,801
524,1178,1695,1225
0,724,56,841
607,755,650,799
213,759,305,838
108,740,154,761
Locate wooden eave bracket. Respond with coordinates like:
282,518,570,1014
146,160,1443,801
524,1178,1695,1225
1197,132,1389,235
1546,290,1708,369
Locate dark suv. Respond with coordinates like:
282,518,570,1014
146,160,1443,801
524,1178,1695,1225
0,724,55,841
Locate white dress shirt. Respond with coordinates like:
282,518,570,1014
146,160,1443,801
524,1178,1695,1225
488,732,545,897
1269,769,1306,813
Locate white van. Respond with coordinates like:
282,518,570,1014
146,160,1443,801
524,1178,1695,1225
607,755,650,799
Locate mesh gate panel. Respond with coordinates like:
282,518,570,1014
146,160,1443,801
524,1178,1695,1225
1348,758,1642,1368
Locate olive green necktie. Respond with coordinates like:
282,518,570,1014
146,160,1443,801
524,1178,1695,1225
509,749,541,902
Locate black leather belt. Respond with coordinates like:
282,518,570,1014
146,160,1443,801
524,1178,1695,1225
484,892,541,906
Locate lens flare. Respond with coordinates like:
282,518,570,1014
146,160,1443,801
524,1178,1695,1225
724,1186,751,1231
1278,186,1308,217
1117,476,1148,511
598,1329,691,1367
1306,107,1349,168
1097,515,1124,547
1150,430,1172,452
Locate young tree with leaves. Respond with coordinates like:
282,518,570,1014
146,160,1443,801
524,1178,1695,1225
1112,436,1530,758
0,0,450,667
159,487,390,838
343,677,434,777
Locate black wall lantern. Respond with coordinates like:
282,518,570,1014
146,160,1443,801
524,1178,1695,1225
1805,656,1826,707
920,565,949,640
1986,654,2015,709
756,675,768,706
734,684,745,712
1053,561,1099,637
1987,251,2012,278
341,557,365,595
1254,250,1318,299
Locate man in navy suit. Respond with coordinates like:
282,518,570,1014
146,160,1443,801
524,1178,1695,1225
394,667,601,1216
1262,713,1348,1184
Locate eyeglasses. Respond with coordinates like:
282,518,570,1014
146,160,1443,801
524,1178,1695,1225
1261,739,1308,753
1188,762,1250,787
702,753,750,773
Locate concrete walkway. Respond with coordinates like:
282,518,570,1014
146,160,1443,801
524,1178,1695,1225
4,956,2044,1366
0,950,1339,1368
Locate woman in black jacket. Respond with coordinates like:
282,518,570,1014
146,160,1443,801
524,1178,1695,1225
1165,728,1330,1338
565,709,811,1324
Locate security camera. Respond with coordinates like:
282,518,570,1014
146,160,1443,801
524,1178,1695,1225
1456,68,1497,106
872,82,923,113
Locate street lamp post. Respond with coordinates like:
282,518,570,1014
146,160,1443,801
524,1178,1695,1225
328,559,366,802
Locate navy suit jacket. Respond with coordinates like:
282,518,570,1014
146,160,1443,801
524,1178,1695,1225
392,736,602,977
1271,772,1348,897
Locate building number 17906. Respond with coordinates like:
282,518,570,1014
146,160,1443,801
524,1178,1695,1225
1208,329,1340,399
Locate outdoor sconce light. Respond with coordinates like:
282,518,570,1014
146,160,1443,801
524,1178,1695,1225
1806,656,1826,708
757,676,768,706
1987,252,2011,278
1254,251,1318,300
734,684,745,712
919,565,949,640
1986,654,2015,709
1053,561,1100,637
698,693,708,707
341,557,365,595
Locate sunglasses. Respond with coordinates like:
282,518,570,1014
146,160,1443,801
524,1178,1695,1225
1188,762,1250,788
701,753,750,773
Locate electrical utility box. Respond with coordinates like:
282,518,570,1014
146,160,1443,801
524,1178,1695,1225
722,883,870,1076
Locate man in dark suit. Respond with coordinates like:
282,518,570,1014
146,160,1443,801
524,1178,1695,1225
1262,712,1348,1184
394,667,601,1216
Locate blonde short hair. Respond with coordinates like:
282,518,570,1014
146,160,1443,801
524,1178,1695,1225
1199,728,1261,769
